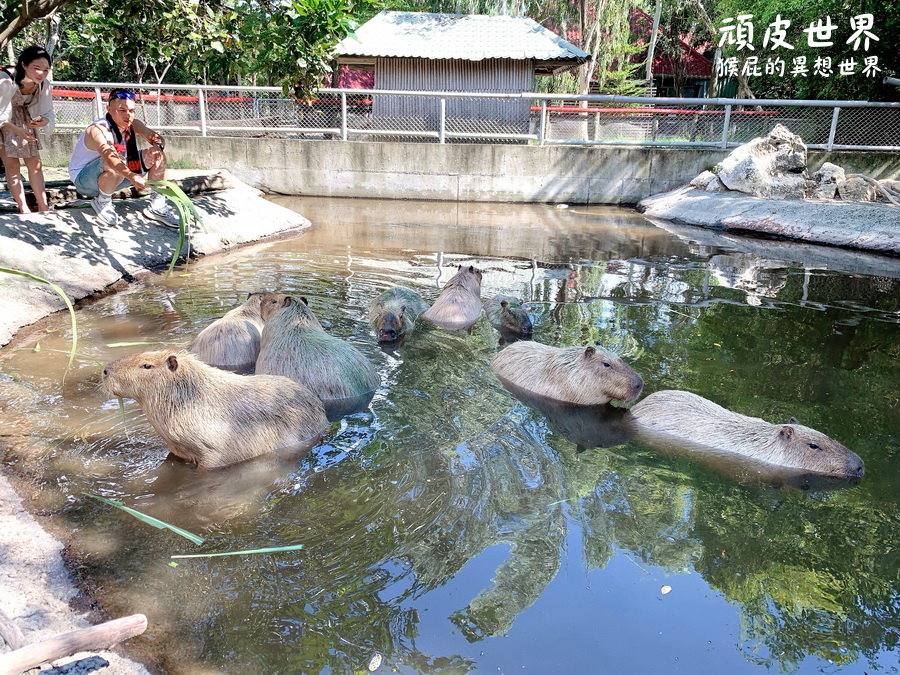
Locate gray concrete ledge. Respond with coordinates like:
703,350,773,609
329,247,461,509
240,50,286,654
638,186,900,255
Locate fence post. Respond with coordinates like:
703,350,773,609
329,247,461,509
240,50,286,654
439,98,446,144
197,88,208,137
341,92,348,141
720,104,732,149
826,106,840,151
539,99,547,146
93,87,103,119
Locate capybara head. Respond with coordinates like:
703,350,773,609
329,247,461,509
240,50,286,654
499,301,533,335
446,265,483,291
259,293,318,325
582,345,643,403
772,423,865,478
374,310,404,343
103,350,194,400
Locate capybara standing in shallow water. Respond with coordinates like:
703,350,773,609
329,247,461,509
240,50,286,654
491,342,643,405
102,350,328,469
629,390,865,478
190,292,265,373
484,295,533,337
256,294,380,403
422,265,483,331
369,287,429,342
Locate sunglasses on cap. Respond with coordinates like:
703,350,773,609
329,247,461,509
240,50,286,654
109,91,136,100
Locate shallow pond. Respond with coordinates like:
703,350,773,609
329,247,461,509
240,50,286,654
1,197,898,674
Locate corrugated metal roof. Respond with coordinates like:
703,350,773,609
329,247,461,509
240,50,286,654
335,11,589,62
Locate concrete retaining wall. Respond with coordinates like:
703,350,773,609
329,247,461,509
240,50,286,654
42,134,900,205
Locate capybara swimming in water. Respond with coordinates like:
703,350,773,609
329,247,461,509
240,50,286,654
369,287,429,342
484,295,533,337
422,265,483,331
256,294,380,403
491,342,643,405
190,292,265,373
629,390,865,478
102,350,328,469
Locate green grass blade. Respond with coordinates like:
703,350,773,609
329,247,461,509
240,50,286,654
147,180,201,275
86,493,205,545
105,341,166,348
0,268,77,370
170,544,304,559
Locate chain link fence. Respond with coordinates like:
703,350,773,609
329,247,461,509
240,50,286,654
52,82,900,151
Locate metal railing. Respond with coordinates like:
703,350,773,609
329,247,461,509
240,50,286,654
51,82,900,151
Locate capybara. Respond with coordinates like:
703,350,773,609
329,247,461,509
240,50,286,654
491,342,643,405
628,390,865,478
422,265,483,331
256,294,380,402
102,350,328,469
484,295,533,337
190,292,265,373
369,287,429,342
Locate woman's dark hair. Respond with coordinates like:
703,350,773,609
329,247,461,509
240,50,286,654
14,46,52,86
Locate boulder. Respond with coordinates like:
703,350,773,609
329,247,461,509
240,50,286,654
689,170,717,189
714,124,809,199
837,176,877,202
812,162,846,200
706,176,729,192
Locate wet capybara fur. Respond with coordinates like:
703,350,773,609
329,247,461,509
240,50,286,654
369,287,429,342
629,390,865,478
190,292,265,373
102,350,328,469
422,265,483,331
256,294,380,402
484,295,533,336
492,342,643,406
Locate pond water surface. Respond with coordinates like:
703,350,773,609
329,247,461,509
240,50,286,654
1,197,898,674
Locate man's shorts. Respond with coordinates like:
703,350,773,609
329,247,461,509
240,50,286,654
73,156,146,197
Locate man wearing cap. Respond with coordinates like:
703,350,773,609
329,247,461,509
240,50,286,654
68,88,178,227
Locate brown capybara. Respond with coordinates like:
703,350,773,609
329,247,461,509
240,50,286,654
368,287,429,342
491,342,643,405
256,294,380,403
190,292,265,373
102,350,328,469
422,265,483,331
483,295,533,337
628,390,865,478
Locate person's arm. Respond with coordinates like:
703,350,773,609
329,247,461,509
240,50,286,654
28,79,55,132
0,76,35,141
85,123,147,188
132,118,163,147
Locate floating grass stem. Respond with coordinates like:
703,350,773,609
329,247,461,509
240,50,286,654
170,544,304,559
86,493,205,545
147,180,202,275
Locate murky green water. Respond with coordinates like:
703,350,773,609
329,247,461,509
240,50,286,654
1,197,898,674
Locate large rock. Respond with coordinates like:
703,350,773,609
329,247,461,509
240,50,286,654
812,162,846,200
837,176,877,202
715,124,810,199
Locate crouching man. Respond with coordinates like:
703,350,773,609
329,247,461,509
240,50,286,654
68,88,178,227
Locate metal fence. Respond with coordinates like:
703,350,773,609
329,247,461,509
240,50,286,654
52,82,900,151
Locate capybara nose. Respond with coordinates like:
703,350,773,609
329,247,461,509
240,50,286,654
102,368,108,376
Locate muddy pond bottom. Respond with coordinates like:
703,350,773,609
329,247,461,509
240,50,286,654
1,196,898,674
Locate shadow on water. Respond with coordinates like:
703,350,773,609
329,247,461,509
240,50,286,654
0,195,898,673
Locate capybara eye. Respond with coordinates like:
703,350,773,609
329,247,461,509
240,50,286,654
142,364,153,369
603,362,612,368
808,443,821,450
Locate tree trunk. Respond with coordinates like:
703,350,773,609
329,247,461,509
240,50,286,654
0,0,77,50
645,0,663,83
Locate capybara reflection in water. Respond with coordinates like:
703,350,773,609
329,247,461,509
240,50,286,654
190,292,265,373
256,294,380,402
422,265,483,331
484,295,533,337
491,342,643,405
629,390,865,478
102,350,328,469
369,287,429,342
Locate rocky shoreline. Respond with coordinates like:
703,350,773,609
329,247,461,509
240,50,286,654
0,172,310,673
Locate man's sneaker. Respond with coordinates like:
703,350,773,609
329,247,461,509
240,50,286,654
90,197,120,226
143,202,181,229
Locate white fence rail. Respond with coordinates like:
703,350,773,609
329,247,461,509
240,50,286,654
51,82,900,151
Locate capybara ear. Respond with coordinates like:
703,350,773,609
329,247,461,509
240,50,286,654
468,265,475,273
167,355,179,372
779,426,794,440
789,416,800,424
584,346,596,357
282,296,293,307
500,300,508,309
300,296,309,306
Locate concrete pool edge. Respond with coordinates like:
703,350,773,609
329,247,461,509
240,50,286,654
0,171,309,672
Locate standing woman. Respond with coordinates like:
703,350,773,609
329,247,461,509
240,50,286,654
0,46,54,213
